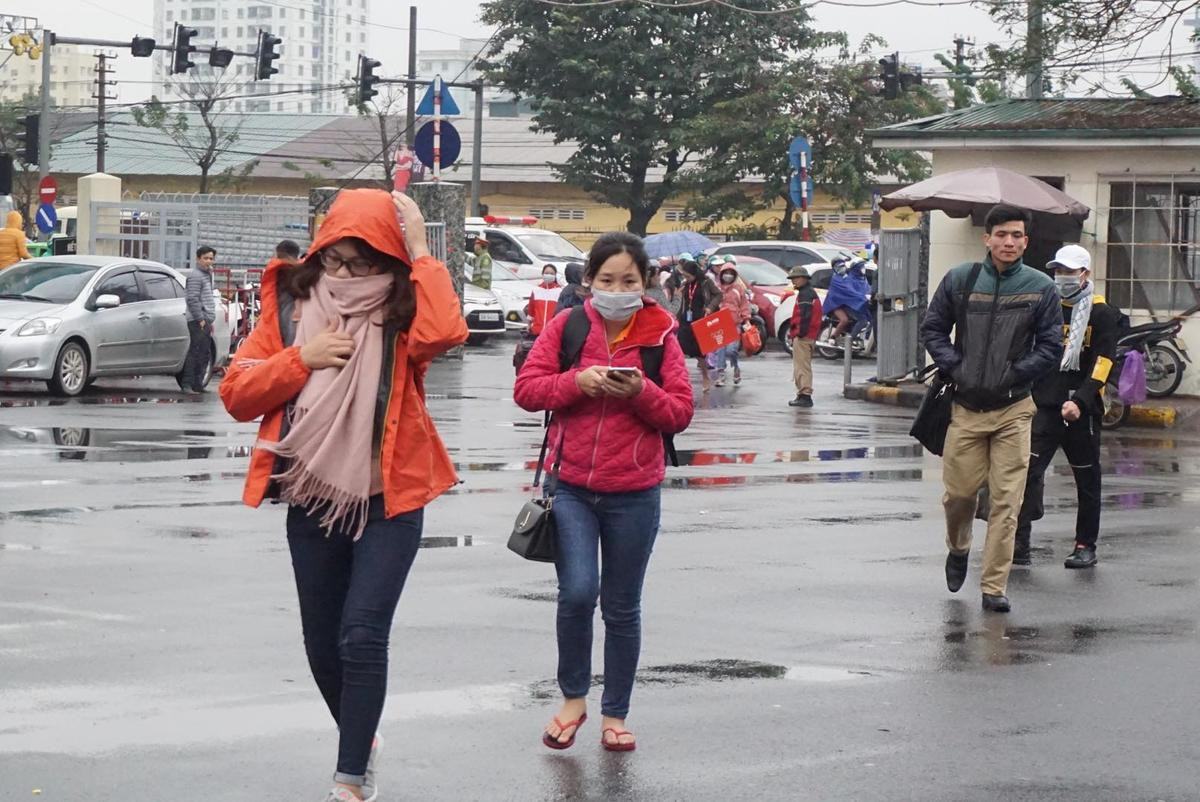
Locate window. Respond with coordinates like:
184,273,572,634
95,272,144,305
237,8,244,18
222,9,228,19
420,61,431,71
485,233,528,264
528,208,585,221
299,26,305,37
441,61,450,71
237,26,243,37
140,271,179,301
279,7,286,17
345,32,351,42
297,64,304,76
166,11,173,21
1106,177,1200,315
359,32,365,43
221,27,228,37
809,213,840,224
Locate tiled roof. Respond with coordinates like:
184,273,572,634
871,97,1200,139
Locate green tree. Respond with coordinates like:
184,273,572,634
479,0,829,235
132,69,247,193
685,38,946,239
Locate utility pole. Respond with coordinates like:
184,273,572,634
953,35,973,71
38,31,53,186
1025,0,1045,99
92,52,117,172
471,80,483,216
405,6,417,147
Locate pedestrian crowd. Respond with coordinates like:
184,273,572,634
216,193,1120,802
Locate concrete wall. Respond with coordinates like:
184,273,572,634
913,146,1200,396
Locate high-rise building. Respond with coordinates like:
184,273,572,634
0,44,97,108
152,0,369,114
416,38,531,119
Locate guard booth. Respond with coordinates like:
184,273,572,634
88,200,199,271
875,227,926,382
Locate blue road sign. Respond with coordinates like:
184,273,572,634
35,203,57,234
414,120,462,169
416,78,461,116
787,136,815,207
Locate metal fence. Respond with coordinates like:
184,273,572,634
876,228,924,382
89,201,199,271
425,221,447,262
139,192,311,275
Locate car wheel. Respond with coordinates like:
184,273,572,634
778,324,793,356
48,341,89,397
197,346,216,389
466,333,488,346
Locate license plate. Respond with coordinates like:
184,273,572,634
479,312,500,321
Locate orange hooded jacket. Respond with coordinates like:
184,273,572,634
219,189,469,518
0,211,30,269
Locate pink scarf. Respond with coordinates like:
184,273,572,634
263,271,394,538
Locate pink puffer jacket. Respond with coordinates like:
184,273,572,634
514,299,694,492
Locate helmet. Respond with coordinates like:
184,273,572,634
849,257,868,272
677,251,694,263
707,254,724,267
723,254,737,264
788,266,811,279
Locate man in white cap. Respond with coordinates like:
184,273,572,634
1015,243,1124,569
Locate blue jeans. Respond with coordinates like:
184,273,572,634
551,482,661,718
287,496,423,786
714,340,740,373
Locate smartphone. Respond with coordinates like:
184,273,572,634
607,367,639,380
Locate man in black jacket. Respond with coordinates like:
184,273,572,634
920,205,1063,613
1014,244,1123,570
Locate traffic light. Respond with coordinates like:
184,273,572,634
14,114,39,166
209,46,234,68
131,36,156,58
172,22,198,73
256,30,281,80
0,154,12,196
356,54,381,104
878,52,899,100
899,65,924,93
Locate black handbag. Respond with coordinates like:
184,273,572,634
909,365,955,456
909,261,984,456
507,417,564,563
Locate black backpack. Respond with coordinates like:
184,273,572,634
558,306,679,467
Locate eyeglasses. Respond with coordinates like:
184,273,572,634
320,250,375,277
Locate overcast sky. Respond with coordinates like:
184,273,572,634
17,0,1196,104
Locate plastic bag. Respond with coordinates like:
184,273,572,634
1118,351,1147,405
741,323,763,355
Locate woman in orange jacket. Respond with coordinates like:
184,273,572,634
220,189,467,802
0,210,31,269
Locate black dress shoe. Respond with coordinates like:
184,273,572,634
1064,544,1097,569
1012,545,1032,566
981,593,1011,612
788,395,805,407
799,395,813,408
945,552,969,593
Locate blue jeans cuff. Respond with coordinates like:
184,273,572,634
334,771,367,786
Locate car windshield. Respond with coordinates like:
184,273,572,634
813,245,855,262
733,259,788,286
514,230,583,260
490,262,525,282
0,261,98,304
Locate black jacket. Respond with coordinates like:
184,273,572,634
921,256,1063,412
1032,293,1124,416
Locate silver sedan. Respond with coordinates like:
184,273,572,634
0,256,231,396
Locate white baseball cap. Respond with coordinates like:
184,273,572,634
1048,244,1091,272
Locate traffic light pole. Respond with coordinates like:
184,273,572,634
38,31,51,185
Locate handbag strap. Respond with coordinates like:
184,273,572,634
956,261,986,349
532,416,567,497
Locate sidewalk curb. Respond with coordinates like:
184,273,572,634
843,383,1184,429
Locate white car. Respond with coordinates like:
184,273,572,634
462,282,506,344
772,265,876,354
711,241,876,273
481,261,540,331
466,216,585,281
0,256,231,396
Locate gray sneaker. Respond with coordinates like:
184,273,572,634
362,732,382,801
323,789,359,802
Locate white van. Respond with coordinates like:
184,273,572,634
464,215,584,281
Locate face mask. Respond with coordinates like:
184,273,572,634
1055,274,1084,297
543,274,556,282
590,288,644,321
721,273,736,285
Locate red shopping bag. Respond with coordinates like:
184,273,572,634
741,323,763,356
690,308,739,356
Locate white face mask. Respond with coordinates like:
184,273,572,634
543,273,556,282
590,288,644,321
1055,272,1086,298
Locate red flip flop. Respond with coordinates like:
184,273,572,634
542,712,587,750
601,727,637,752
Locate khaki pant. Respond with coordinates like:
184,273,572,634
942,396,1036,596
792,338,814,395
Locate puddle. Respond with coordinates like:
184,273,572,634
664,468,923,489
804,511,923,525
0,395,204,408
936,611,1196,671
160,527,214,539
1,427,223,463
0,499,245,521
420,535,475,549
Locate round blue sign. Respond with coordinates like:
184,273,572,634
414,121,462,170
35,203,58,234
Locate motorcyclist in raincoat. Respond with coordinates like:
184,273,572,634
824,257,873,340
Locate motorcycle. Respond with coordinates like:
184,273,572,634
1100,317,1190,430
815,312,876,360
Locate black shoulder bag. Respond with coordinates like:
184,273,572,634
909,261,984,456
507,417,564,562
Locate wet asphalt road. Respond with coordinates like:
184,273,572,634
2,341,1199,802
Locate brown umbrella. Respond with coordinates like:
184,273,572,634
880,167,1090,239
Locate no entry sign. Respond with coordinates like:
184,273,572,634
38,175,57,205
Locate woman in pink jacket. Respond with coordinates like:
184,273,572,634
514,231,694,754
714,262,751,386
